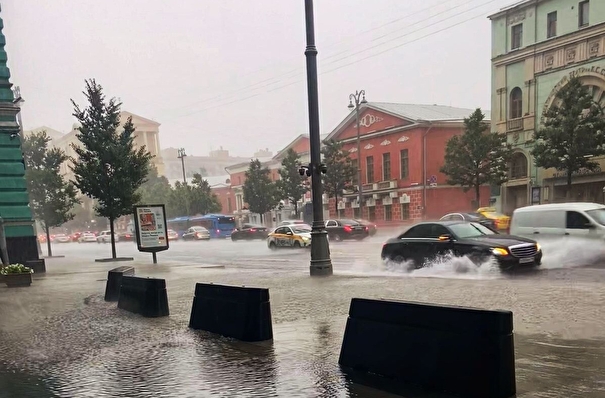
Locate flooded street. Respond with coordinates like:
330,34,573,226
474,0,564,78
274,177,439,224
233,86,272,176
2,234,605,397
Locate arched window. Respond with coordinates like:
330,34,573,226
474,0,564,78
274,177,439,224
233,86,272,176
510,152,528,179
510,87,523,119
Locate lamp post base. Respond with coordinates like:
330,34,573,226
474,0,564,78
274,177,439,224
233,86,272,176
309,229,333,276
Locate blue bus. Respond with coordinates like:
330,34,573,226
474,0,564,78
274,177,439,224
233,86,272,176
167,214,236,239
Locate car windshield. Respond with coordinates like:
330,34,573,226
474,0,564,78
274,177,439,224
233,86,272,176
449,222,498,238
292,226,311,233
586,209,605,226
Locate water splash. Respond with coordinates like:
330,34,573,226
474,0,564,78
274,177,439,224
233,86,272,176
536,237,605,269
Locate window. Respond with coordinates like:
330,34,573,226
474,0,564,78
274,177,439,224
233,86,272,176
401,203,410,220
351,158,359,186
227,198,232,212
547,11,557,38
382,153,391,181
400,149,409,179
384,205,392,221
354,207,361,219
566,211,590,229
579,1,589,27
366,156,374,183
510,152,528,179
510,87,523,119
511,24,523,50
326,220,338,227
368,207,376,221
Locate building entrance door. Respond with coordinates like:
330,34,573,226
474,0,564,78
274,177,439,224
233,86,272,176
505,185,528,214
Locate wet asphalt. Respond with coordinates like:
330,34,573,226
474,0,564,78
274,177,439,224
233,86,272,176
1,233,605,397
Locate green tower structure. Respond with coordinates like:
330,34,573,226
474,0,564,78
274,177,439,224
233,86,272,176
0,8,45,272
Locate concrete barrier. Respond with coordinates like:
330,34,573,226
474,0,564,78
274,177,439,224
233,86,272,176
104,266,135,302
117,276,169,317
338,298,515,398
189,283,273,342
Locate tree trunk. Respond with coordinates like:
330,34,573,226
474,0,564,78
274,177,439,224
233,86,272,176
109,217,117,259
45,225,52,257
294,202,298,219
566,171,573,200
334,193,339,217
259,213,263,225
475,184,481,208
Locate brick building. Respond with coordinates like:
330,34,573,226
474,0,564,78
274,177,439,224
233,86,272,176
324,102,491,224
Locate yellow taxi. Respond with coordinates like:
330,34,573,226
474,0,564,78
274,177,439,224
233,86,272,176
267,224,312,249
476,207,511,231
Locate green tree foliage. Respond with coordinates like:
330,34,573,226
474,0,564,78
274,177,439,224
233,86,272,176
276,148,308,217
188,173,222,215
321,140,357,213
440,108,512,206
70,79,152,258
243,159,279,223
138,165,173,208
532,77,605,197
23,131,80,256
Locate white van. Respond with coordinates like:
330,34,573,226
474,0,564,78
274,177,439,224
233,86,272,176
510,202,605,240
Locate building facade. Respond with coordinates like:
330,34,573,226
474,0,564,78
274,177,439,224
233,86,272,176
324,103,491,223
489,0,605,213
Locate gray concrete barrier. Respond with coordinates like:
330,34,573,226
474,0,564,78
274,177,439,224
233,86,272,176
104,266,135,302
117,276,169,317
189,283,273,342
338,298,515,398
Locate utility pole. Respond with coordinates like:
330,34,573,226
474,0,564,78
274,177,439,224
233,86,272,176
304,0,332,276
177,148,187,184
348,90,367,217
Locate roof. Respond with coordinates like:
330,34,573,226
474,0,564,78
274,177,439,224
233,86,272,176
513,203,605,212
120,111,161,126
369,102,490,122
487,0,536,20
167,174,231,187
24,126,65,140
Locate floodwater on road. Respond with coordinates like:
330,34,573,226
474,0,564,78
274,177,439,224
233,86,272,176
1,235,605,397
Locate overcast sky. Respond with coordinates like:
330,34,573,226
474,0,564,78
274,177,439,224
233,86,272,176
3,0,513,157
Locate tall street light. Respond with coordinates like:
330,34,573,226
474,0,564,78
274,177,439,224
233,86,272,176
304,0,332,277
348,90,367,215
177,148,187,184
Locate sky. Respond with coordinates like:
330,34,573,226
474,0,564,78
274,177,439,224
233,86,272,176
2,0,514,157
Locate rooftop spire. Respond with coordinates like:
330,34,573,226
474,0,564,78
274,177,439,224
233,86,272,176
0,9,15,103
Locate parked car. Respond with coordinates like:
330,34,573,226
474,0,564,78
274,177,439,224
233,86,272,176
510,202,605,240
381,221,542,270
118,231,135,242
354,219,377,236
477,207,510,231
267,224,312,249
54,234,71,243
440,212,497,231
167,229,180,241
325,219,369,241
97,230,119,244
231,224,269,241
182,226,211,241
78,232,97,243
71,232,82,242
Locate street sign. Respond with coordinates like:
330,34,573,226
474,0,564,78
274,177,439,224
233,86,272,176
133,204,169,264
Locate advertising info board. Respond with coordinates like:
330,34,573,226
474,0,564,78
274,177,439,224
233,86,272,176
133,205,169,254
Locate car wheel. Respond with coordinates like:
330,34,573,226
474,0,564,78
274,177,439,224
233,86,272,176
269,242,277,250
392,255,405,263
293,241,301,249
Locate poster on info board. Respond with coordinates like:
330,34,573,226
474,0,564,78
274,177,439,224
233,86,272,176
133,204,169,253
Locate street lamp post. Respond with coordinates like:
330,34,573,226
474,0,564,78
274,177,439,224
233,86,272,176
348,91,367,216
177,148,187,184
304,0,332,276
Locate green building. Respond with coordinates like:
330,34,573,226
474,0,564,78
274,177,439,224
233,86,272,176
0,9,44,270
489,0,605,213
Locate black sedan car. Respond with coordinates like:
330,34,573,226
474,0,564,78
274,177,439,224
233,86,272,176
231,224,268,241
355,219,377,236
381,221,542,270
440,212,497,230
325,219,369,241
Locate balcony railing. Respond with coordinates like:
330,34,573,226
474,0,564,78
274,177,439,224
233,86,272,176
507,118,523,131
362,183,374,191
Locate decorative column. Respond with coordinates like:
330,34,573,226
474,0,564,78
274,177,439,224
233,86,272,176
0,10,45,271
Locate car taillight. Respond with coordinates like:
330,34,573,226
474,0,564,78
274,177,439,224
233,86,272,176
250,228,257,232
365,226,369,231
216,229,220,234
344,226,352,232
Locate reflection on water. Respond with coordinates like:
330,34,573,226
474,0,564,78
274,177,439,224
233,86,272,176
0,295,605,397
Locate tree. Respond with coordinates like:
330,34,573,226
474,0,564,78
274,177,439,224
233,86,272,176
23,131,80,257
440,108,512,206
532,77,605,198
71,79,153,259
188,173,222,215
276,148,308,218
321,140,357,213
243,159,279,223
138,165,173,208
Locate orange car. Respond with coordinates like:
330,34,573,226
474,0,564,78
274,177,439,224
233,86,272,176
476,207,510,231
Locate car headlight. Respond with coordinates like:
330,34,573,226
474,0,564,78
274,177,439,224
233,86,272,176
492,247,509,256
302,237,310,242
536,243,541,252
